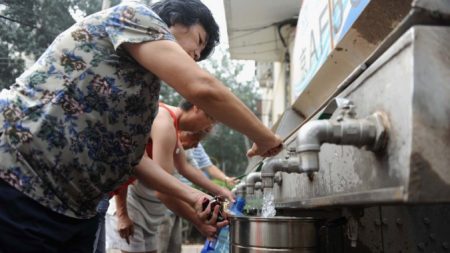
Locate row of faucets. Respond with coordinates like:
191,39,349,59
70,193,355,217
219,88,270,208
232,98,389,197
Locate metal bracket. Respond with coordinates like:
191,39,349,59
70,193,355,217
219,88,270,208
319,97,354,119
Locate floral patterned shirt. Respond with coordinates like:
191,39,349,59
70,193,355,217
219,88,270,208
0,2,174,219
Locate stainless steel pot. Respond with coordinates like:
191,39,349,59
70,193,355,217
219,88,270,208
229,216,318,253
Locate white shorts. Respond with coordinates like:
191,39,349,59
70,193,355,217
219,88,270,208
105,194,166,252
157,213,182,253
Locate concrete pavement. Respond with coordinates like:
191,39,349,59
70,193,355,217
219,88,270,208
181,244,204,253
107,244,204,253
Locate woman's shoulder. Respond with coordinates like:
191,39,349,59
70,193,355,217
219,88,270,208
80,1,163,27
112,1,163,21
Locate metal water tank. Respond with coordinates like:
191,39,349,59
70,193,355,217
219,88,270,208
230,216,318,253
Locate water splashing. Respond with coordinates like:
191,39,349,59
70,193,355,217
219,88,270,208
261,188,276,218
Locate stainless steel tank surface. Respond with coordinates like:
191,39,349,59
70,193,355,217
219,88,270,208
229,216,318,253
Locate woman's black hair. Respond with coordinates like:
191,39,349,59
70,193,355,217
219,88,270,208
151,0,220,61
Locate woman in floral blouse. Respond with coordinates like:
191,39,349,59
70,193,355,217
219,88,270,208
0,0,282,252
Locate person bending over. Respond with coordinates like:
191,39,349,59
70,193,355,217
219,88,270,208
0,1,281,252
107,101,234,253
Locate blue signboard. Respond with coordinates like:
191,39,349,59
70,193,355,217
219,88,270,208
291,0,371,100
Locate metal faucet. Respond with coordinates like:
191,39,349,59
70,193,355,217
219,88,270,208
296,98,389,173
232,181,247,197
245,172,262,195
260,154,301,189
254,181,263,192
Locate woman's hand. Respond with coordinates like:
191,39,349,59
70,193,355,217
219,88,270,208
195,197,229,225
247,135,283,157
217,187,235,203
224,176,240,187
117,213,134,244
196,202,229,240
195,222,217,239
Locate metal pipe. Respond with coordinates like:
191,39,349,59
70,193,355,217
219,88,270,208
232,181,247,197
254,181,263,192
245,172,262,195
296,111,388,173
273,172,283,185
261,156,300,189
296,120,333,173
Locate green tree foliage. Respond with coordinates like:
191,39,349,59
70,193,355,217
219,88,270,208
0,42,24,87
0,0,121,88
159,83,182,106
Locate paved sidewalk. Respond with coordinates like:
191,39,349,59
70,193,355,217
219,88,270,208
108,244,204,253
182,244,204,253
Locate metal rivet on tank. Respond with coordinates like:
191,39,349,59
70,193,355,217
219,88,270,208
423,217,431,226
395,218,402,226
417,242,425,251
443,242,449,250
374,219,381,226
431,10,440,18
429,233,436,241
382,218,388,226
